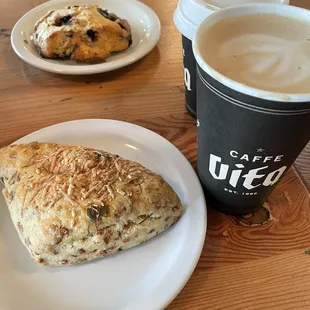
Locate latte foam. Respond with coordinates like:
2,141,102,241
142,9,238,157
201,14,310,94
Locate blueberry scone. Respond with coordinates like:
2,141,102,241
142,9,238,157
33,5,132,62
0,142,182,266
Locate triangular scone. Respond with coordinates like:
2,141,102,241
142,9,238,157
0,142,182,266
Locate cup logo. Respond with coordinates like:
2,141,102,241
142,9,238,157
182,48,192,91
208,150,287,195
184,68,191,91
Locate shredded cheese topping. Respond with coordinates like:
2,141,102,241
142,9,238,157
26,146,150,208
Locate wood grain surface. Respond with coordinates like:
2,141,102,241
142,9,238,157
0,0,310,309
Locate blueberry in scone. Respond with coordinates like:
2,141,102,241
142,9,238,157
32,4,132,62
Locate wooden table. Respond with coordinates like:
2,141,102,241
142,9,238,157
1,0,310,309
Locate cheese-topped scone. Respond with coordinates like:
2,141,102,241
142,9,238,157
0,142,182,266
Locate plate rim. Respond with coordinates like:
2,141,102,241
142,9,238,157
10,0,161,75
11,119,207,310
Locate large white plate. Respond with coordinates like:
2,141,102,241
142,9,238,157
0,119,207,310
11,0,161,75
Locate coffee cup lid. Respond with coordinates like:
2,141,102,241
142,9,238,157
174,0,290,40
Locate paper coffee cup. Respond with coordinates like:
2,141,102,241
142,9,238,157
193,3,310,215
174,0,290,119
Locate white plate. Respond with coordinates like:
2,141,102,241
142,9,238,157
11,0,161,75
0,119,207,310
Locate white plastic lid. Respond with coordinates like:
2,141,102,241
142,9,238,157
174,0,290,40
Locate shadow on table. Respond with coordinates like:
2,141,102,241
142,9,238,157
19,46,161,88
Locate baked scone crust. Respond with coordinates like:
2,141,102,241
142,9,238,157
0,142,182,266
33,5,132,62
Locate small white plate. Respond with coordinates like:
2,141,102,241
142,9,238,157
0,119,207,310
11,0,161,75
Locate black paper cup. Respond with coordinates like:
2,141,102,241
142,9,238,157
182,35,197,118
193,4,310,215
174,0,218,119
